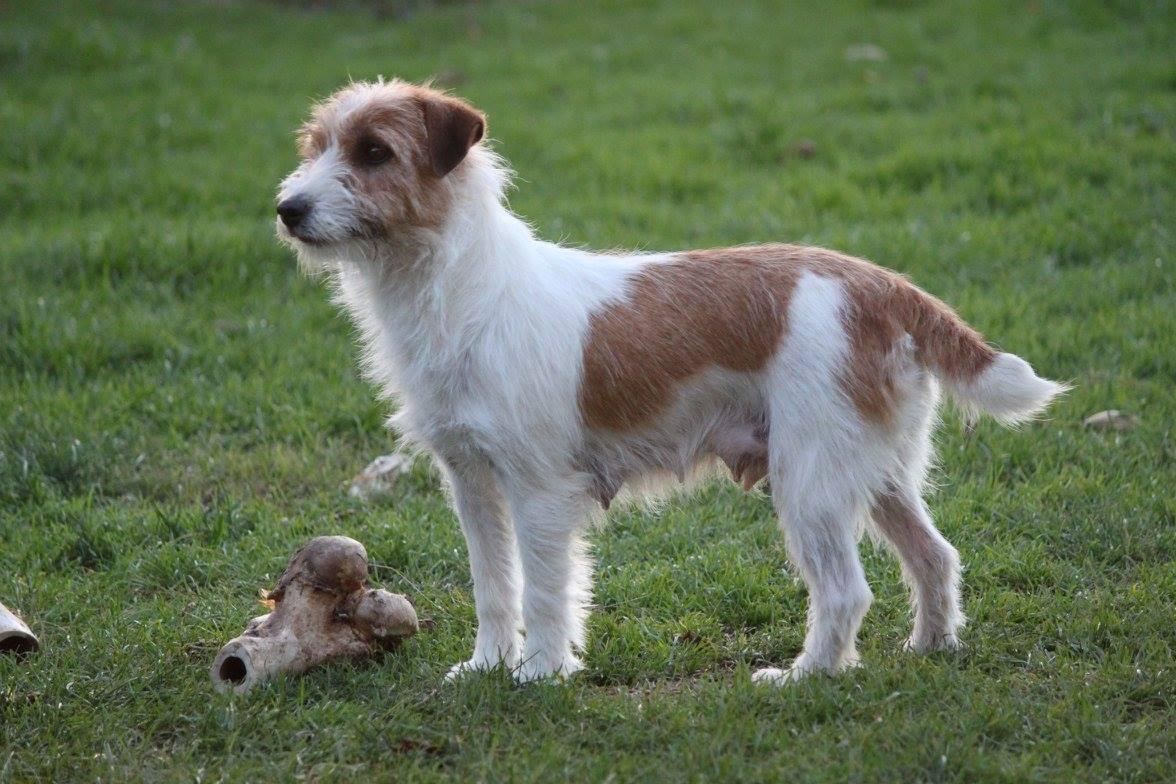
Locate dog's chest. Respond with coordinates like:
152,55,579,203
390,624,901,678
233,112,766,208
397,340,558,457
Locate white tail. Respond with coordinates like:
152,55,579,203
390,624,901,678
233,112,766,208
942,352,1069,426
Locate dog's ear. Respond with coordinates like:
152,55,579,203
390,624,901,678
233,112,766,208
420,95,485,177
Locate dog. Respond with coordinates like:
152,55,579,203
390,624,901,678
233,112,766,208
276,79,1066,685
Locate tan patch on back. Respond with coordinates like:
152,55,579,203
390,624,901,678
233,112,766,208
580,245,996,430
580,248,796,431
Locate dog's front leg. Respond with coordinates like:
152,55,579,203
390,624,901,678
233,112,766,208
439,457,523,680
505,485,593,683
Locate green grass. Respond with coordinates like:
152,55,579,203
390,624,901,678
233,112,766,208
1,0,1174,780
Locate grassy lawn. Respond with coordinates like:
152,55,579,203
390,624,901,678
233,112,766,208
2,0,1174,780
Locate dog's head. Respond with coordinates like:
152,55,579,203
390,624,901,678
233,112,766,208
276,79,485,261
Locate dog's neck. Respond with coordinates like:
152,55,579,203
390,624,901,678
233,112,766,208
377,151,541,317
329,149,556,392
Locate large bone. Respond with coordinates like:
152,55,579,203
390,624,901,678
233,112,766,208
0,601,38,656
211,536,418,693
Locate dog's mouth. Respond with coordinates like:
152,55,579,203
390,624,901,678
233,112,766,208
277,220,332,247
276,213,387,254
291,231,330,247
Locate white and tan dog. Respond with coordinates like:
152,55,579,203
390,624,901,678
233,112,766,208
276,79,1066,685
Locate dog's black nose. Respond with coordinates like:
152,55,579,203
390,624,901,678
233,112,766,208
277,198,310,230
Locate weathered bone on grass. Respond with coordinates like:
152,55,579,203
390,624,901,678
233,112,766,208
211,536,419,693
0,601,38,656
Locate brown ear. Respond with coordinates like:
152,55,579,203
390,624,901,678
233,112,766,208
420,95,485,177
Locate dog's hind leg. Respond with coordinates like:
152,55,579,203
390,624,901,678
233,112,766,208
753,446,875,686
871,482,963,652
751,272,879,686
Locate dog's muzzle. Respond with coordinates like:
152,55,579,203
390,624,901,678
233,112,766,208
277,197,312,231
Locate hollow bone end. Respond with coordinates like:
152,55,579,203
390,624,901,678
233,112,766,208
210,629,301,694
0,602,39,658
0,632,39,657
211,647,252,694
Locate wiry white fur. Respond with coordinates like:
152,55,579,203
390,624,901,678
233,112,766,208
276,91,1064,685
291,145,646,681
947,352,1071,426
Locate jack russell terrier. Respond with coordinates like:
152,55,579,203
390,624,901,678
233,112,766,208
276,79,1066,685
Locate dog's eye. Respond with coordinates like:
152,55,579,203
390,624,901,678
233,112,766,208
360,141,394,166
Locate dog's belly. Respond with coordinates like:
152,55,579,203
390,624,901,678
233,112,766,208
578,370,769,508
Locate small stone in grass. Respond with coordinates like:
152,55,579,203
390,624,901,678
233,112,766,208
349,452,414,500
845,43,888,62
1083,410,1139,431
791,139,818,159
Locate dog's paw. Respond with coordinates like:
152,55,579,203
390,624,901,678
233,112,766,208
753,654,858,686
514,652,584,684
903,632,962,654
444,634,524,682
444,659,487,682
444,654,517,682
751,666,806,686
